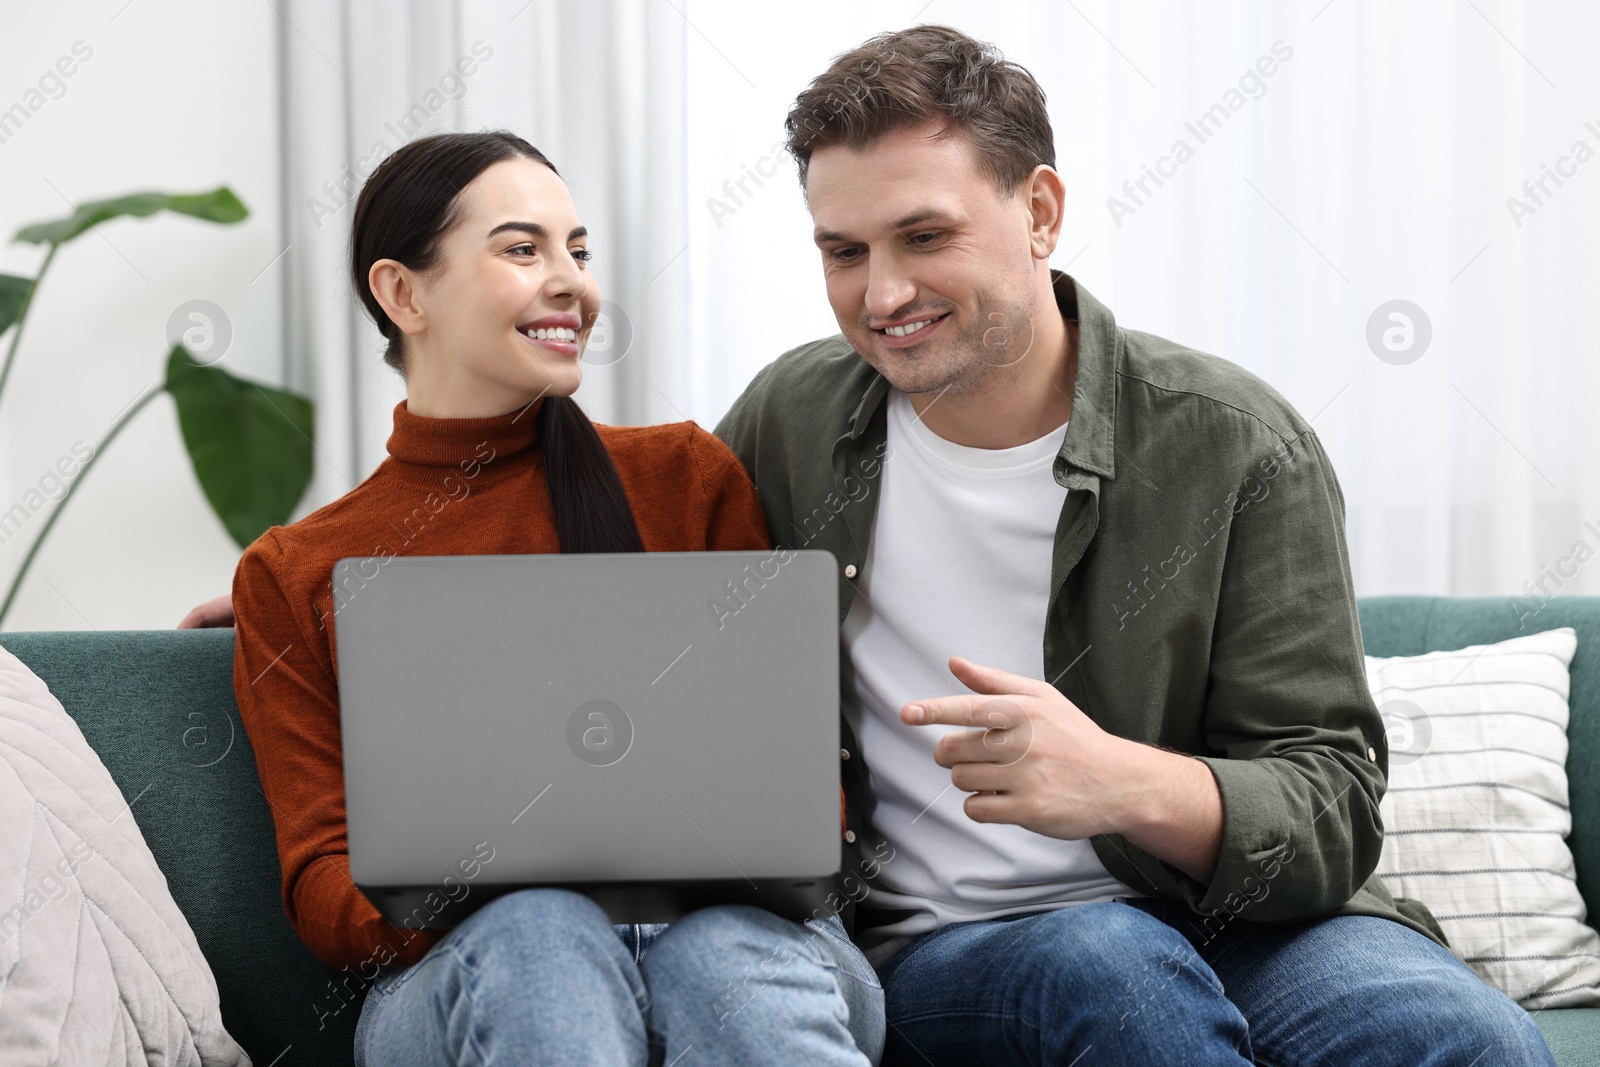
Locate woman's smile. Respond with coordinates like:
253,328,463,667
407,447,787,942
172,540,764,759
519,312,583,358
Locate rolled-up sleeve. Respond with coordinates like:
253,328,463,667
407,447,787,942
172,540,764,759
1184,429,1387,920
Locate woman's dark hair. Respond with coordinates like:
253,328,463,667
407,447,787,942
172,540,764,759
350,130,644,554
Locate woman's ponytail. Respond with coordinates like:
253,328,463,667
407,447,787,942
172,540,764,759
536,395,645,553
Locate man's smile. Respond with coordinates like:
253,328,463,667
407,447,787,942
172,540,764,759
872,312,950,347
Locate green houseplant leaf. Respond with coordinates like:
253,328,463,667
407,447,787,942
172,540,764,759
0,274,32,336
12,187,248,246
0,186,320,628
165,345,314,548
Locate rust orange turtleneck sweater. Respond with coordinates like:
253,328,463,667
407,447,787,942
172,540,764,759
230,399,783,972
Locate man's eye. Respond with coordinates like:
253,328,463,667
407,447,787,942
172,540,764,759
830,247,863,263
910,232,941,247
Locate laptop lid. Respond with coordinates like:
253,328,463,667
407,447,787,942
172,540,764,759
333,549,841,925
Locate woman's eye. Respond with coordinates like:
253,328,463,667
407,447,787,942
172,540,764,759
509,243,536,257
571,248,594,264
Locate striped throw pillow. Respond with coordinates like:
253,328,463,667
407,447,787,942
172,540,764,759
1370,626,1600,1008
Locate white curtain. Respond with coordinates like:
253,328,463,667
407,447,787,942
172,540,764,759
681,0,1600,599
277,0,687,505
277,0,1599,599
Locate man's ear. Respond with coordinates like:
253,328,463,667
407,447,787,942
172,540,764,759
1022,164,1066,261
368,259,428,337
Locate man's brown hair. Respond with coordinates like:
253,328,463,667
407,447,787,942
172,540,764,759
784,24,1055,196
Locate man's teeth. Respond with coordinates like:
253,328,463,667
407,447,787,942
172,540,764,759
885,318,937,337
525,327,578,341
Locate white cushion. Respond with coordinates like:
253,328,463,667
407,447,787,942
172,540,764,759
0,643,247,1064
1371,626,1600,1008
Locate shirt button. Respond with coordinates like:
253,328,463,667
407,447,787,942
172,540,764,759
840,748,851,761
843,830,857,843
1367,746,1377,762
844,564,858,579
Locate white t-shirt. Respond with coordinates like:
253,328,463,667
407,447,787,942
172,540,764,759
843,388,1144,966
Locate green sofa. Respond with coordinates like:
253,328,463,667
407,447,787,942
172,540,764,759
6,595,1598,1065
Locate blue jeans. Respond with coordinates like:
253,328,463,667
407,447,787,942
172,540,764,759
353,888,885,1066
877,896,1556,1066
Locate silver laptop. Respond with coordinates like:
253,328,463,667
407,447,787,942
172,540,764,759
333,550,841,928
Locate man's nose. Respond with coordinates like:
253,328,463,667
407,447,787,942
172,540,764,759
864,255,917,322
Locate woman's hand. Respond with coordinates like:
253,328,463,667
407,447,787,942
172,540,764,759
177,593,236,629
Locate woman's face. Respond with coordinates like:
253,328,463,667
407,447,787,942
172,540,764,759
398,156,601,413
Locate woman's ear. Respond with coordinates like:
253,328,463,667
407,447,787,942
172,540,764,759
368,259,428,337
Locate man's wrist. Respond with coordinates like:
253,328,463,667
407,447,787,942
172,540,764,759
1097,738,1224,884
1099,736,1179,839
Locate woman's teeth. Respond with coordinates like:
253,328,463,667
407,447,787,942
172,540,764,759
526,327,578,341
885,318,938,337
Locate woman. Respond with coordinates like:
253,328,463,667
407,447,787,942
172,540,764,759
215,131,883,1066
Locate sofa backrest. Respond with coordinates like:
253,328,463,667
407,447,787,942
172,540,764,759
4,597,1597,1061
1358,596,1600,927
4,629,360,1067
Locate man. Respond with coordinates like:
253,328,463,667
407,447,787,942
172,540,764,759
711,24,1556,1067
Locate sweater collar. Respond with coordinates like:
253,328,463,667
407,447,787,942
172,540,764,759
384,398,542,486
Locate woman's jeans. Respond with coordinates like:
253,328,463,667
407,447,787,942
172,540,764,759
353,888,885,1066
875,895,1557,1066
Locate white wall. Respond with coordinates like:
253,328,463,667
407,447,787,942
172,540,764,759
0,0,283,630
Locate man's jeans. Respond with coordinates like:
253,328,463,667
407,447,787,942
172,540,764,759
875,895,1555,1066
352,888,885,1066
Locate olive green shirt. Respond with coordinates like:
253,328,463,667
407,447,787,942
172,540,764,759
714,271,1447,950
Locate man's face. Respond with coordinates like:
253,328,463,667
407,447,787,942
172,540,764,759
807,122,1044,397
